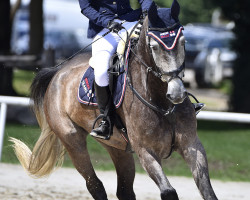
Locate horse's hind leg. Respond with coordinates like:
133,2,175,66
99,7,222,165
51,121,108,200
179,136,218,200
103,144,136,200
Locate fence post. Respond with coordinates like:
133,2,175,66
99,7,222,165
0,103,7,161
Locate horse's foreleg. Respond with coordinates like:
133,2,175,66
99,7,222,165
103,144,136,200
180,137,218,200
54,125,108,200
137,148,179,200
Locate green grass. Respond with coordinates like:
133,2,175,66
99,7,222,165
197,121,250,181
218,79,233,95
2,121,250,182
13,69,36,96
162,121,250,182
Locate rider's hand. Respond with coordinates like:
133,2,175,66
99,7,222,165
107,21,123,33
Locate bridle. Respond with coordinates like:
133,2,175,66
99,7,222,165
147,22,185,83
118,18,187,158
121,18,186,114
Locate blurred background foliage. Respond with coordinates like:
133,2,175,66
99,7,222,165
211,0,250,113
129,0,250,113
131,0,215,25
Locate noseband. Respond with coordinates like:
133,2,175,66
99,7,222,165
147,61,185,83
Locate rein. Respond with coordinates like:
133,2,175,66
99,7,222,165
127,76,176,116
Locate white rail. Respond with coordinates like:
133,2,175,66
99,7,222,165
0,95,250,161
0,96,33,161
197,111,250,123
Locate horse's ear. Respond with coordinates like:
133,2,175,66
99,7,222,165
170,0,180,21
147,1,158,25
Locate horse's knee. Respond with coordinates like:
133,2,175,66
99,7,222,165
161,189,179,200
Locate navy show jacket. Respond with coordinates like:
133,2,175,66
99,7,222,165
78,0,153,38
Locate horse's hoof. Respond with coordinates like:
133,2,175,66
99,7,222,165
161,189,179,200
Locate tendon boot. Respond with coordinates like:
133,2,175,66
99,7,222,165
90,83,114,140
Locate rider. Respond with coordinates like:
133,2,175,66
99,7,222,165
78,0,153,139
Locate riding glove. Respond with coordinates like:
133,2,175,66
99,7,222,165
107,21,123,33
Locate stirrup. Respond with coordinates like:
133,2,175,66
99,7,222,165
90,114,112,140
193,103,205,115
188,92,205,115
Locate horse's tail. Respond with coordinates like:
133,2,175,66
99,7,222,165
10,67,65,178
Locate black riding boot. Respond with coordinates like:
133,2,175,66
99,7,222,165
90,83,114,140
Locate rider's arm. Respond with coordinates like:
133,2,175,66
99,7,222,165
78,0,115,28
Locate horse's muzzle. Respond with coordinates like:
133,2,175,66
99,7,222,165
166,91,187,104
166,78,187,104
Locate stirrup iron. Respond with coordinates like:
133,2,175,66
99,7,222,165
90,114,112,140
193,103,205,115
188,92,205,115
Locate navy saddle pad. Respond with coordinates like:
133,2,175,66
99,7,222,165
78,67,127,108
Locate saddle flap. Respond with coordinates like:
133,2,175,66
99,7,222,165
78,66,127,108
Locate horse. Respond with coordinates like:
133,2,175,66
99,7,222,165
10,1,218,200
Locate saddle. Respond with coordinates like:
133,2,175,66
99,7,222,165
77,55,128,108
78,22,140,107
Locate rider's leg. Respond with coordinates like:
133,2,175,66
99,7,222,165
90,21,138,139
90,31,119,139
92,20,138,87
90,82,115,139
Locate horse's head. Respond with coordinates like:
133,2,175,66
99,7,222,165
145,0,187,104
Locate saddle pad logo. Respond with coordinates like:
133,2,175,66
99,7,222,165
81,78,90,93
160,30,176,39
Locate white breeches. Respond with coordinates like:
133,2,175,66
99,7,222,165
91,20,137,87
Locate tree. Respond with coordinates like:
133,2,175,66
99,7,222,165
211,0,250,113
130,0,215,25
0,0,44,96
0,0,16,95
154,0,214,25
29,0,44,55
